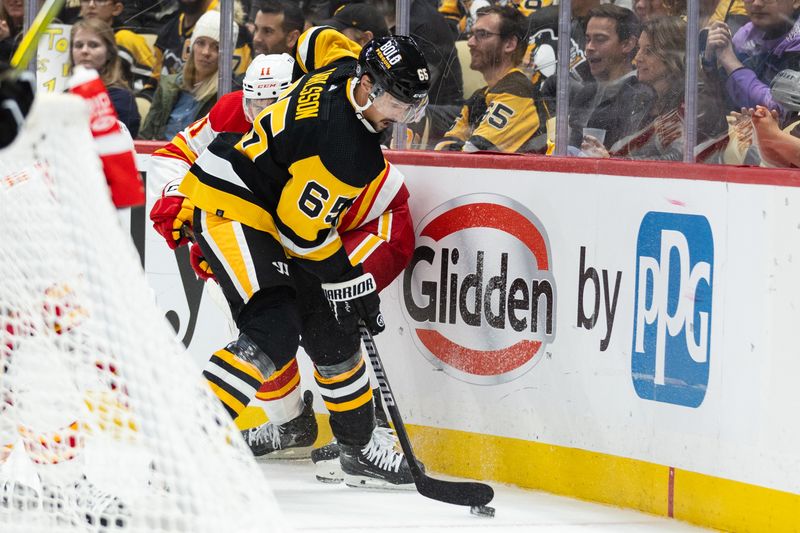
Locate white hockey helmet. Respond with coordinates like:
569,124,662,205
242,53,295,122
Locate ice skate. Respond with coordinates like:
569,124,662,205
311,439,342,483
241,390,318,460
339,426,422,490
312,410,390,484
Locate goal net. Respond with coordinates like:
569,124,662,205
0,93,287,532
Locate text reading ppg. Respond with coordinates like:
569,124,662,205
632,212,714,408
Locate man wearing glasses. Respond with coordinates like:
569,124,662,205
435,5,542,153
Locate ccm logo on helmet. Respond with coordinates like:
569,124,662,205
402,194,557,385
377,40,402,68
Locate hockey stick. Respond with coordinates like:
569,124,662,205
10,0,65,70
359,323,495,508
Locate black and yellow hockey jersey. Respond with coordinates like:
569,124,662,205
438,0,467,34
179,61,387,282
435,68,541,153
509,0,555,17
293,25,362,80
115,29,156,93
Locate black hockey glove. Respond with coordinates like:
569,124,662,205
0,67,35,149
321,265,385,336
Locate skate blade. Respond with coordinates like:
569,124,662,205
254,445,314,461
314,459,343,484
315,475,344,484
343,474,416,491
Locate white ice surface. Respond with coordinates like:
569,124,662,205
258,461,710,532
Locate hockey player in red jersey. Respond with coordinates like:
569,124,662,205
150,28,418,483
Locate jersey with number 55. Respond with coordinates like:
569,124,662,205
178,61,387,282
435,68,541,153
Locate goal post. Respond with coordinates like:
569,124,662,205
0,94,286,531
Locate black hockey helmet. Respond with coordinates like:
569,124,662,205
355,35,431,105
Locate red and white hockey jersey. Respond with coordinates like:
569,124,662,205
147,91,248,197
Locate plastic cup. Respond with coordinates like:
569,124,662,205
583,128,607,145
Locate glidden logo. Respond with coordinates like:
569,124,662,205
402,194,556,385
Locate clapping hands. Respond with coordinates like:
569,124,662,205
703,21,742,74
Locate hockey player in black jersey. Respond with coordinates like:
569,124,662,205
176,35,431,489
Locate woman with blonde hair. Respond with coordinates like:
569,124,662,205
139,10,238,140
70,18,141,136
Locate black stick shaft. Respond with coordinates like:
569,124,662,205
359,324,494,508
360,324,425,476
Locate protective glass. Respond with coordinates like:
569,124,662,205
369,86,428,124
243,97,274,123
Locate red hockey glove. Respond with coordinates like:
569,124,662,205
189,243,215,281
150,179,194,249
321,265,385,336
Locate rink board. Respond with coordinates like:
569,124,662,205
134,143,800,532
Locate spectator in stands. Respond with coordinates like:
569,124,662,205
526,0,600,82
524,0,601,152
79,0,122,28
665,0,751,31
140,11,237,140
320,3,388,46
78,0,157,93
70,18,141,136
568,4,652,151
657,0,750,31
252,0,304,56
702,0,800,126
633,0,669,21
0,0,23,63
142,0,251,100
514,0,556,18
59,0,84,25
435,5,541,152
438,0,467,38
119,0,179,34
299,0,331,26
704,0,750,34
585,16,730,161
582,17,695,159
440,0,520,38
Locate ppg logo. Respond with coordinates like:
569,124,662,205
632,212,714,408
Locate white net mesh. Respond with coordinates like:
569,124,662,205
0,94,286,532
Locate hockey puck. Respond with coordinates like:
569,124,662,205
470,505,495,518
